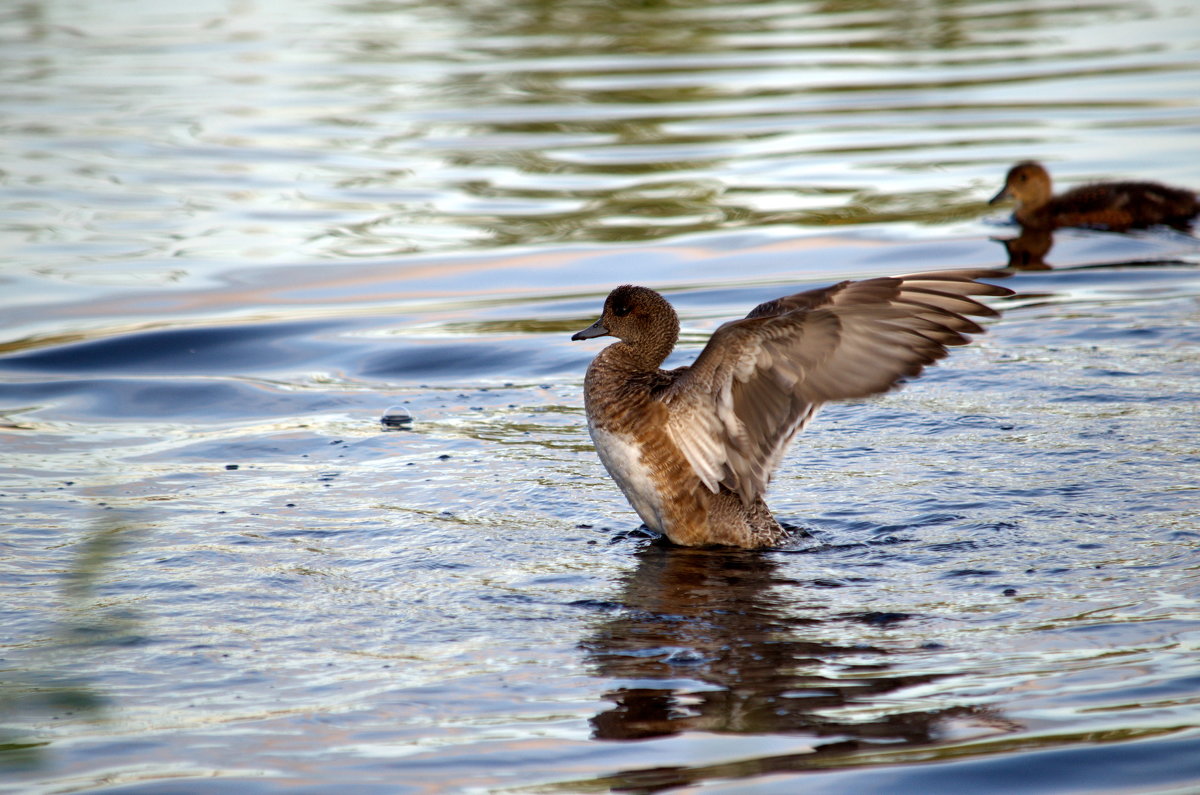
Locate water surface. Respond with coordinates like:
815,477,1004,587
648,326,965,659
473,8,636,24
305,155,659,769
2,0,1199,792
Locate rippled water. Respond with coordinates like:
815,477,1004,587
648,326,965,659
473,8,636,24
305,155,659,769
2,0,1200,792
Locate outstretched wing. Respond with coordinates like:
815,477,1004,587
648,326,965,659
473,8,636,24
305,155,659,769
661,269,1012,504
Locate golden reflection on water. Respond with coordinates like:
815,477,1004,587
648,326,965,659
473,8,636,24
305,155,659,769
313,0,1200,253
4,0,1198,276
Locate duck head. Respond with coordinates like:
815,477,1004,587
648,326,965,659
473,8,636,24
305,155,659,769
990,161,1053,210
572,285,680,366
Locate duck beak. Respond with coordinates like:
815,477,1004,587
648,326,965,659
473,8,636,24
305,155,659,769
988,185,1012,205
571,319,609,341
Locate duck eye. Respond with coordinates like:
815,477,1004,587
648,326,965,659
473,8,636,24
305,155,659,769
613,303,632,317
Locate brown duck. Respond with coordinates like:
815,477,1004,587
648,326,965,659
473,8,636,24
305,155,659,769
990,161,1198,231
571,270,1013,548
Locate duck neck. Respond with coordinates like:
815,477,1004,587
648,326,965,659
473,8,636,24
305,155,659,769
612,322,679,372
1021,182,1053,213
637,318,679,370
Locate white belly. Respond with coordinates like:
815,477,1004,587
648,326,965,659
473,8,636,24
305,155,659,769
589,424,666,532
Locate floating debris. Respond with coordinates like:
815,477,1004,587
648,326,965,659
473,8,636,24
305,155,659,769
380,405,413,430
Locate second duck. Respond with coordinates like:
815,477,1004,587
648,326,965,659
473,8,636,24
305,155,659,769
990,160,1198,231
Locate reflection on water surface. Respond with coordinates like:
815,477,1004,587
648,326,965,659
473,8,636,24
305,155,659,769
4,0,1200,278
585,546,983,749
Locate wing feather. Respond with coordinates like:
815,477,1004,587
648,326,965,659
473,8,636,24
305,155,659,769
661,270,1011,504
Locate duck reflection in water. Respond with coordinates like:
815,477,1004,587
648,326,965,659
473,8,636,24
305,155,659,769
993,226,1054,270
582,544,1009,766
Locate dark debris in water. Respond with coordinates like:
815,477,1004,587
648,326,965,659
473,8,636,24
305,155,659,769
381,405,413,429
850,611,915,627
567,599,624,612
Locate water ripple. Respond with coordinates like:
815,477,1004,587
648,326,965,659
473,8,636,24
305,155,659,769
3,0,1200,791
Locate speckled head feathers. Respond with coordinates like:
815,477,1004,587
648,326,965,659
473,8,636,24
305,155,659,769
572,285,679,353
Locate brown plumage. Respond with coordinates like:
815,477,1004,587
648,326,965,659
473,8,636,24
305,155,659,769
571,270,1013,548
989,161,1199,231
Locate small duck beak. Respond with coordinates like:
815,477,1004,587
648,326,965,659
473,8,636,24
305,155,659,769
571,319,609,341
988,185,1012,205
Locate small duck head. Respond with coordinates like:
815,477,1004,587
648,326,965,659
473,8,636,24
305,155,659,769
990,161,1053,210
571,285,680,366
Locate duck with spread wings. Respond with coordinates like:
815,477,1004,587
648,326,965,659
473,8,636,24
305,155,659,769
571,270,1013,548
